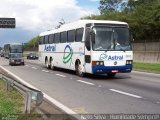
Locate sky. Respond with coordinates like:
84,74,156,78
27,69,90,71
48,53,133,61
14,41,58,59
0,0,100,47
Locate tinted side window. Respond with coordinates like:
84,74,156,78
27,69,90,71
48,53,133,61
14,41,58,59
60,31,67,43
54,33,60,43
49,34,54,44
39,36,44,44
67,30,75,42
45,36,49,44
76,28,84,42
43,36,45,44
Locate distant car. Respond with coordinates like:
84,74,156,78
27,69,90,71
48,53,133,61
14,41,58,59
27,53,38,60
0,50,4,57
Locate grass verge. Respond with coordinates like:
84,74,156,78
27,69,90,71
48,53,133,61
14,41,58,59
0,80,43,120
0,80,23,115
133,62,160,73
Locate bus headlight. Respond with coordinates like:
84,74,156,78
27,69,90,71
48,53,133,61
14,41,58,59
100,61,104,65
92,61,104,66
126,60,132,64
96,62,100,65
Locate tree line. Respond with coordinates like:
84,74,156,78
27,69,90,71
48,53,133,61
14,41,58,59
83,0,160,42
23,36,39,49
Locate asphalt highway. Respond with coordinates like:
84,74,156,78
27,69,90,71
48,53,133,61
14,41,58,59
0,57,160,114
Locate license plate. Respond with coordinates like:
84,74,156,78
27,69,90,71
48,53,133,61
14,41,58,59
112,70,118,73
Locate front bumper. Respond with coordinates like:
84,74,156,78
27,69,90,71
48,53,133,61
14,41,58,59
92,64,132,74
10,59,24,65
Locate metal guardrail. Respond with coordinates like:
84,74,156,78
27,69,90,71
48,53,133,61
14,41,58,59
0,74,43,114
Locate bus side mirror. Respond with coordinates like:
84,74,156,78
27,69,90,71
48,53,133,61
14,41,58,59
90,30,95,44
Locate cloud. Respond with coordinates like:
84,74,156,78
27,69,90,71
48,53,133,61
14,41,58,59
0,0,94,32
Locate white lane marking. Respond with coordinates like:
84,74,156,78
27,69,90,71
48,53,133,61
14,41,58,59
0,65,78,115
32,67,37,70
55,74,66,78
109,89,142,99
132,71,160,77
98,85,102,87
43,93,77,115
157,101,160,104
77,80,95,86
25,65,29,67
42,70,49,73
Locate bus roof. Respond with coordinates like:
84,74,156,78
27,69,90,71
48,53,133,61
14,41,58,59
39,20,128,36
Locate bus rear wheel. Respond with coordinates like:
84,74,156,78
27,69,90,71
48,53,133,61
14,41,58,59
50,58,55,70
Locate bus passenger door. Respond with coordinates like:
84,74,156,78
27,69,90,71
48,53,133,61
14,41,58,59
84,28,92,73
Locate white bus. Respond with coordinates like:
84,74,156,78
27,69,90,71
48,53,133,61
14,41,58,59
39,20,133,77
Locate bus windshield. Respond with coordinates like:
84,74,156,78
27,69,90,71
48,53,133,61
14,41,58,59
10,45,23,53
92,27,131,51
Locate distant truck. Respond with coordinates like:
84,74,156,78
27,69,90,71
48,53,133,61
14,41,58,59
4,43,24,65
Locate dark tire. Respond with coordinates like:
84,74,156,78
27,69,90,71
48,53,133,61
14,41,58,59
45,58,50,69
75,61,85,77
50,58,55,70
107,73,116,77
9,62,13,66
21,62,25,65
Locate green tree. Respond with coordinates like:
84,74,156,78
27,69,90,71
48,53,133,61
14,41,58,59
127,0,160,40
24,36,40,49
83,0,160,41
98,0,126,14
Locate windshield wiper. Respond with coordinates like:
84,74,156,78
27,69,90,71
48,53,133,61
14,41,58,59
119,48,126,52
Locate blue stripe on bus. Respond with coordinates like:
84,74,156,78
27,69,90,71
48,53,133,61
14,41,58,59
92,64,132,74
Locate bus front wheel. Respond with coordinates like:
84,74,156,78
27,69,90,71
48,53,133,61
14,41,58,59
75,61,84,77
